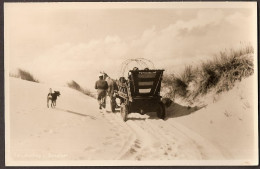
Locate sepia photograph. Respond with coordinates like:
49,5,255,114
4,2,258,166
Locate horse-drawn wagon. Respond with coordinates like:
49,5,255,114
116,65,165,121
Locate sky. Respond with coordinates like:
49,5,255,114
5,2,257,90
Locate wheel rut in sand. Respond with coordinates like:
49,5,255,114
144,118,224,160
102,111,225,160
101,111,143,160
144,119,204,160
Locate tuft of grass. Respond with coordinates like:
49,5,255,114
81,88,95,98
162,74,176,99
162,66,196,98
162,45,254,103
180,65,195,84
10,69,39,83
196,61,220,95
215,53,254,93
67,80,81,91
172,77,188,97
67,80,96,98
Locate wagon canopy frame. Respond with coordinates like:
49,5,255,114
119,58,155,77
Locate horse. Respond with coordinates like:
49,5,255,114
103,73,121,112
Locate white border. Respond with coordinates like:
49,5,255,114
4,1,258,166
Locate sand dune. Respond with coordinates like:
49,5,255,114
6,76,257,165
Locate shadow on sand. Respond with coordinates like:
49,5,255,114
142,102,205,120
56,108,97,120
127,116,147,121
107,109,147,121
165,102,205,120
105,110,120,113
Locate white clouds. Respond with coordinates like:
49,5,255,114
104,35,121,43
7,8,256,90
225,12,247,25
143,9,255,68
19,35,129,88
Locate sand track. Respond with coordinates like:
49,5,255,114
100,108,225,160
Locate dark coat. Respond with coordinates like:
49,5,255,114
95,79,108,90
95,79,108,100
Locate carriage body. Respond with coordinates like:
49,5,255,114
117,69,165,121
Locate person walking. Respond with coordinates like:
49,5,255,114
95,73,108,110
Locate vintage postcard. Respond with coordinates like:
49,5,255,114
4,2,258,166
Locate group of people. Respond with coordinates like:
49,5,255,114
95,73,118,110
94,67,145,110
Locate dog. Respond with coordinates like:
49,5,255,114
161,97,173,108
47,91,61,108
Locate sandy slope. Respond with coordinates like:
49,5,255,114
6,76,257,163
168,76,257,160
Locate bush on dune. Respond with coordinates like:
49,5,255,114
180,65,195,84
171,77,188,97
67,80,81,90
196,61,220,95
10,69,39,83
214,47,254,93
162,74,176,99
163,66,195,98
162,45,254,104
81,88,95,98
67,80,96,98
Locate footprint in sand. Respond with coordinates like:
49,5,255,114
134,140,141,148
125,140,142,156
129,147,137,153
135,156,142,161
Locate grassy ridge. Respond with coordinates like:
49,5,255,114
67,80,96,98
9,69,39,83
162,45,254,104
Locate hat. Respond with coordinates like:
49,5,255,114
98,73,103,77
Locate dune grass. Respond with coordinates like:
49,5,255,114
67,80,96,98
162,45,254,103
9,69,39,83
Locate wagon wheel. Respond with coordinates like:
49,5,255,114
156,102,166,120
120,104,128,122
